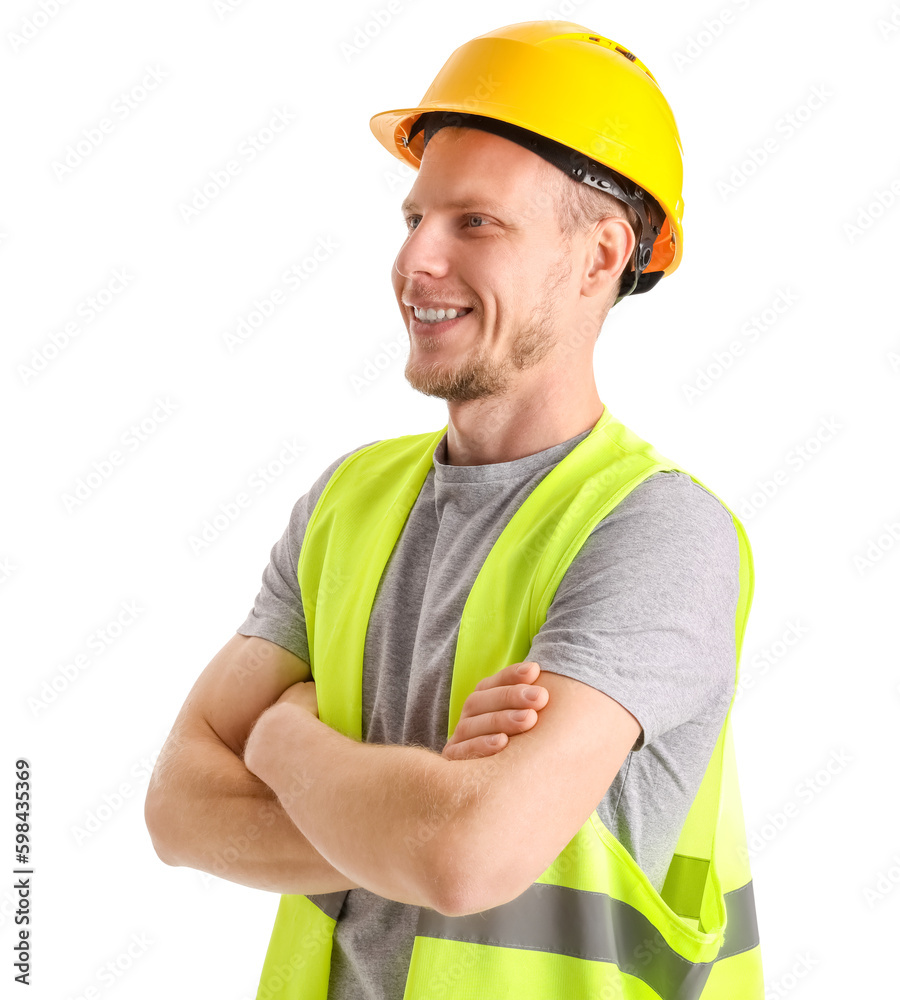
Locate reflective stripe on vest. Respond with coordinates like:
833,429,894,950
253,407,764,1000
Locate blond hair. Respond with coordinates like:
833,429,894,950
547,163,642,307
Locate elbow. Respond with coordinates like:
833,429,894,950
429,867,525,918
427,866,478,918
425,830,527,918
416,819,477,916
143,787,182,868
420,772,533,917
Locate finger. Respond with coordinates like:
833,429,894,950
443,732,508,761
475,661,540,691
451,706,538,745
458,683,548,722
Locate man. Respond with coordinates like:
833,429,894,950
145,21,763,999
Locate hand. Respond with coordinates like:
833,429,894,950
272,679,319,718
442,661,549,761
243,680,318,779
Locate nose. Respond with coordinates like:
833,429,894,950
393,215,451,281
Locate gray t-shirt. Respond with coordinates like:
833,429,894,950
238,425,739,1000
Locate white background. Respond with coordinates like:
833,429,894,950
3,0,899,997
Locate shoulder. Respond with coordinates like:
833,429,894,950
577,469,741,626
302,439,382,509
280,440,381,550
594,470,739,563
611,469,734,522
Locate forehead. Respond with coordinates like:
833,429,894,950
402,127,558,218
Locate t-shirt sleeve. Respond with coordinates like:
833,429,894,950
236,441,380,661
526,470,740,751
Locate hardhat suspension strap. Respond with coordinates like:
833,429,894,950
407,110,665,299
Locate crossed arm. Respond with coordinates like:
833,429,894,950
145,634,640,917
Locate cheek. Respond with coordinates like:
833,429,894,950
499,249,538,292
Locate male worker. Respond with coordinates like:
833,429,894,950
145,21,763,999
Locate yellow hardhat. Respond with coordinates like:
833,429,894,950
370,21,684,302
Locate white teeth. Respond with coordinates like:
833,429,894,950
414,306,469,323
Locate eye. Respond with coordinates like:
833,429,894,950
402,213,492,232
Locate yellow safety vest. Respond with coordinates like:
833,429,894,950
254,407,764,999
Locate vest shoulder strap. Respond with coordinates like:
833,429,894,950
299,426,444,739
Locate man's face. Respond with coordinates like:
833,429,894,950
391,127,579,403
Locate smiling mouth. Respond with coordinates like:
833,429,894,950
411,306,474,325
410,311,473,335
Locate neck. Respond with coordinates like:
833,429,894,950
444,373,604,466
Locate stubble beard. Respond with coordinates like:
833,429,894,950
404,253,571,403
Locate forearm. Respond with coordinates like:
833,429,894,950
145,727,361,895
244,704,492,913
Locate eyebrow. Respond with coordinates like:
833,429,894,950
400,196,510,215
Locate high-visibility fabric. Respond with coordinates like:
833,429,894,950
254,407,764,999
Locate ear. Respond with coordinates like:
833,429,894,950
581,216,636,301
